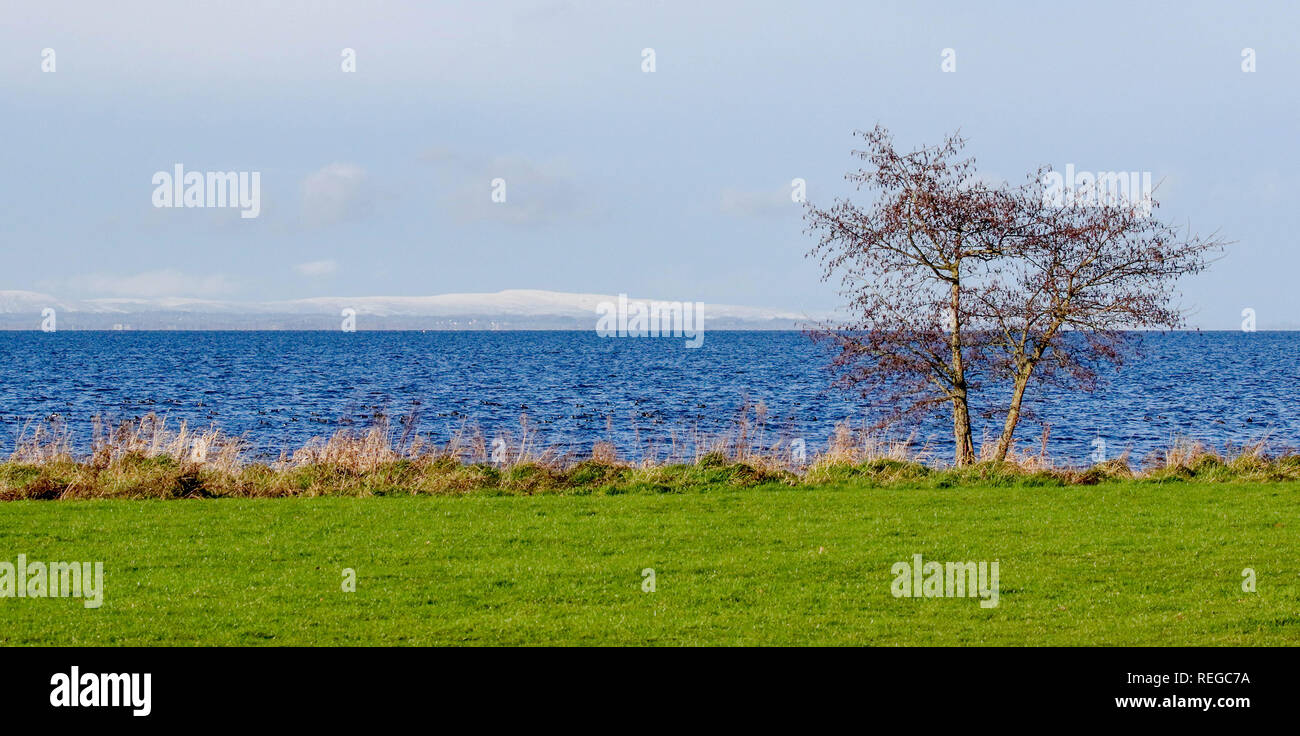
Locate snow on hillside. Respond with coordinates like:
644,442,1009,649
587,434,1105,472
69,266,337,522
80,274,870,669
0,289,813,322
0,290,73,313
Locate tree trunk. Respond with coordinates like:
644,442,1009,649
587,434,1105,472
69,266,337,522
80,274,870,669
952,387,976,466
993,366,1033,462
994,328,1059,462
948,281,975,466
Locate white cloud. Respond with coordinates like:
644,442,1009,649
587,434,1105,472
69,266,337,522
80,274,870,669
417,146,463,164
295,259,340,278
443,155,585,226
61,269,238,298
301,163,371,226
719,187,797,218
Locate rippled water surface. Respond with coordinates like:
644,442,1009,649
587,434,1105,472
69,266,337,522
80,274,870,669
0,331,1294,464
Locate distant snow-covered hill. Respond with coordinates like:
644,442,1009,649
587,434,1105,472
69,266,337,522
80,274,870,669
0,290,72,313
0,289,817,330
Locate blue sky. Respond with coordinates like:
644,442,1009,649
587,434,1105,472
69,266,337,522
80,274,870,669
1,0,1296,327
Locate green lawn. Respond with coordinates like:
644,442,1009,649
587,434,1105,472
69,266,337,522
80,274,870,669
1,481,1297,645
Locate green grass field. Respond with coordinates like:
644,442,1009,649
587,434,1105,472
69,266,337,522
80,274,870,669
2,480,1297,646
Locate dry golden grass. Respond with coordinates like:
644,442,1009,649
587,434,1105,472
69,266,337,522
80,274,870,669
12,415,78,465
2,410,1297,500
86,414,246,473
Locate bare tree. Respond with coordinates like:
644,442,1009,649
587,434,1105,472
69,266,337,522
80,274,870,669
805,126,1020,465
973,179,1224,462
807,127,1224,467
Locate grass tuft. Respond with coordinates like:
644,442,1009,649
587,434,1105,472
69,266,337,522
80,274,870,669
3,412,1297,499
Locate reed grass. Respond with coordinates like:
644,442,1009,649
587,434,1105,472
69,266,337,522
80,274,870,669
2,409,1296,500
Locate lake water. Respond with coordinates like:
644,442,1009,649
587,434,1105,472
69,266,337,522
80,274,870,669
0,331,1293,465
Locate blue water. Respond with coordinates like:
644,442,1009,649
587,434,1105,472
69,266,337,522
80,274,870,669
0,331,1293,465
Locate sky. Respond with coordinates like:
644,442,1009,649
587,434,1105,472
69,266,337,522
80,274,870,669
0,0,1296,328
